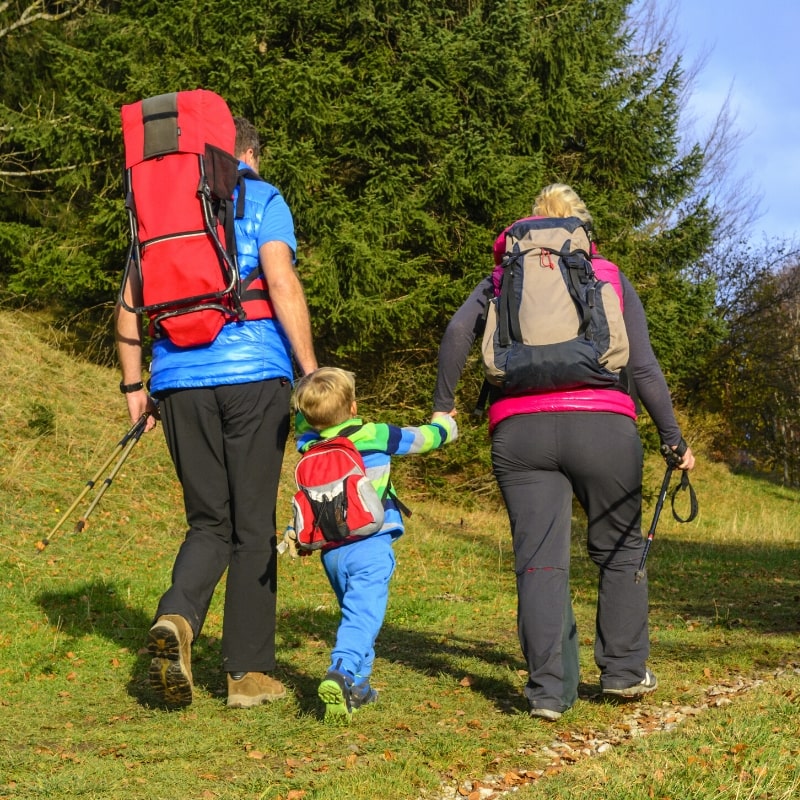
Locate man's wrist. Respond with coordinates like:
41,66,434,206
119,380,145,394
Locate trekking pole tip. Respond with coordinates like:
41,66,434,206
634,569,644,584
35,539,49,553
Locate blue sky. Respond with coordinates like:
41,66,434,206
667,0,800,243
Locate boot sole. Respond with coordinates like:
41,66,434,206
318,677,351,724
227,688,287,708
147,624,192,707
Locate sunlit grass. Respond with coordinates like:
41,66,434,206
1,310,798,800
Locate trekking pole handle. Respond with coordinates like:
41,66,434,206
662,438,688,469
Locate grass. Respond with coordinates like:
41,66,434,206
1,309,798,800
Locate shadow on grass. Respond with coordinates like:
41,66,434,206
34,580,231,710
33,532,799,717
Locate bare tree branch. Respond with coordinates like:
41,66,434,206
0,0,90,40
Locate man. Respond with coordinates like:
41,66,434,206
115,115,317,708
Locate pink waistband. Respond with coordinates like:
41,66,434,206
488,388,637,434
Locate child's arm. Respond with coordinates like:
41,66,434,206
365,414,458,457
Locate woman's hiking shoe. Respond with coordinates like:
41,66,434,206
529,706,562,721
602,668,658,698
147,614,193,707
227,672,287,708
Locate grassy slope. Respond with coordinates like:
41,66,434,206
0,310,798,800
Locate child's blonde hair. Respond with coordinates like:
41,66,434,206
294,367,356,431
533,183,593,225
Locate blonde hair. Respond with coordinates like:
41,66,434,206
294,367,356,430
533,183,593,225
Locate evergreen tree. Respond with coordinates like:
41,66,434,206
0,0,720,402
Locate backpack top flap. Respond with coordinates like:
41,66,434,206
122,89,236,168
501,216,593,347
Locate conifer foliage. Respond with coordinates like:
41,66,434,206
0,0,718,395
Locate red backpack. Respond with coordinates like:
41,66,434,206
292,433,385,551
118,89,271,347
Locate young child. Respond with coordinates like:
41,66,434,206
293,367,458,723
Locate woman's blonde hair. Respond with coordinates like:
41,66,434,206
532,183,593,225
293,367,356,431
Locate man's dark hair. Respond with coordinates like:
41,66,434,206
233,117,260,159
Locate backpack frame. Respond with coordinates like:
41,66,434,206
119,90,254,348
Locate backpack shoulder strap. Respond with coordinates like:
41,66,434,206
336,424,413,519
235,167,267,219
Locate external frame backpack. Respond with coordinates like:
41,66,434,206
118,89,271,348
481,216,629,394
292,431,385,551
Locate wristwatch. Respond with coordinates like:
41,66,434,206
119,380,144,394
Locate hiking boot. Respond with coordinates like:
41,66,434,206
147,614,193,707
227,672,287,708
602,668,658,698
529,706,562,721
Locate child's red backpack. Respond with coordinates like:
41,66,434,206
118,89,271,348
292,432,385,551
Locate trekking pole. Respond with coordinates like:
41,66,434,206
36,414,149,552
634,443,684,584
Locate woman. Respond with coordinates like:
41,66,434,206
432,183,695,720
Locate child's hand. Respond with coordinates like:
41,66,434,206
430,412,458,443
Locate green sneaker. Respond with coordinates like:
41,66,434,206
318,668,353,724
350,681,379,709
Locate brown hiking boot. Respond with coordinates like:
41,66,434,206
147,614,193,707
227,672,287,708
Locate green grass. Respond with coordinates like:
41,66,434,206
1,310,798,800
